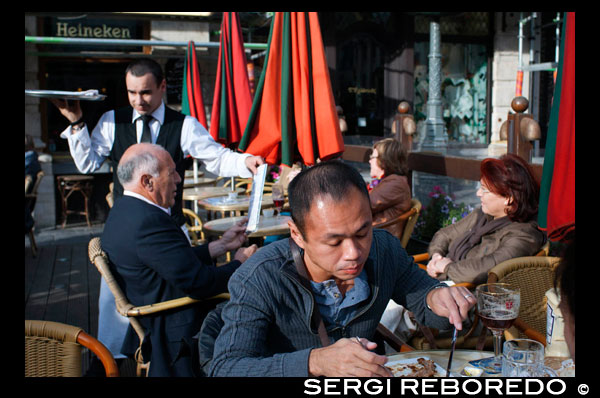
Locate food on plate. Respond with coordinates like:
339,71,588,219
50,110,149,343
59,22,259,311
462,365,484,377
386,357,439,377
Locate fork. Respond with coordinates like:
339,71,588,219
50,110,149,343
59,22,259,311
446,327,458,377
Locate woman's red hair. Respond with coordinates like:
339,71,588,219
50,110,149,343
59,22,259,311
480,154,539,222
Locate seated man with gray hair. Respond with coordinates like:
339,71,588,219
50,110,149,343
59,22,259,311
102,143,257,377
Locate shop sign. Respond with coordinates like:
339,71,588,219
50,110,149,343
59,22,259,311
347,87,377,95
55,21,133,39
44,17,145,52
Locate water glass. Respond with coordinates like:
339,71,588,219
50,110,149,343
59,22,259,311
227,192,238,201
263,208,275,218
501,339,557,377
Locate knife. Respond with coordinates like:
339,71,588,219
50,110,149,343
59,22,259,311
446,327,458,377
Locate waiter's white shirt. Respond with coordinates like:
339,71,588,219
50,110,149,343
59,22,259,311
60,101,252,178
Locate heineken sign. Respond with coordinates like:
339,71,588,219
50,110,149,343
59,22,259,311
45,17,145,51
55,21,133,39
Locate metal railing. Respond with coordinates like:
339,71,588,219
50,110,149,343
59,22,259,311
25,36,268,50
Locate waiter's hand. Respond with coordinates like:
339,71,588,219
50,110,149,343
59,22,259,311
244,155,265,174
50,98,82,124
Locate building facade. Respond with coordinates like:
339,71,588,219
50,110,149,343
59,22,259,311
25,12,561,228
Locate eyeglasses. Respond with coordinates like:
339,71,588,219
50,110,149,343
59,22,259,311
477,182,491,194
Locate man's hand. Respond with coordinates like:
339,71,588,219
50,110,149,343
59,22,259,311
50,98,82,124
208,218,249,258
244,155,265,174
233,244,258,263
426,286,476,330
308,338,393,377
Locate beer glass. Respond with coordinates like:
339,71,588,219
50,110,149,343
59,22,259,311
476,283,520,372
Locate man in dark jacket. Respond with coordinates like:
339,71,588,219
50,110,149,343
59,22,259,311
102,143,257,376
208,161,477,377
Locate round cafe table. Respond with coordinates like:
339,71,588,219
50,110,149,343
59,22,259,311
183,176,216,188
203,215,291,238
197,194,277,217
183,186,245,213
185,170,204,178
385,349,573,377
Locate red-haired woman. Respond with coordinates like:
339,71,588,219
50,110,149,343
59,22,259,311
426,154,546,285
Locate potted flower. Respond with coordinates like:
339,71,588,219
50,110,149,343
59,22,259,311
268,165,282,184
412,185,474,248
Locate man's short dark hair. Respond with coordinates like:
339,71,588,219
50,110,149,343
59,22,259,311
288,160,369,236
125,58,164,86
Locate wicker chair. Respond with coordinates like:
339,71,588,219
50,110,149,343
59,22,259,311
395,254,560,351
182,208,207,246
25,170,44,257
88,237,229,376
488,256,562,345
106,182,114,208
373,198,422,248
25,320,119,377
412,241,551,286
222,176,274,193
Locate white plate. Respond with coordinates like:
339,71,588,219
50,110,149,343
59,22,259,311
386,356,460,377
25,89,107,101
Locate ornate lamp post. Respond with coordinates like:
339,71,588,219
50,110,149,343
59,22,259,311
419,20,448,153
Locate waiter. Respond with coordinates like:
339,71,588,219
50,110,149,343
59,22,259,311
53,58,263,228
51,58,264,372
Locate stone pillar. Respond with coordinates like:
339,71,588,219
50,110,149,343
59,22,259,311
413,21,451,219
25,15,56,229
419,21,447,154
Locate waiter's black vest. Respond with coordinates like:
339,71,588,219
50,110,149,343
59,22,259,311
110,106,188,227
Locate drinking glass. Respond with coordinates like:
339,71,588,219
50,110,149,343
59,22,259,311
271,186,284,218
502,339,557,377
476,283,520,372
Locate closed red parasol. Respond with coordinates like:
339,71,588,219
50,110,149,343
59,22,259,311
238,12,344,166
209,12,253,149
538,12,575,242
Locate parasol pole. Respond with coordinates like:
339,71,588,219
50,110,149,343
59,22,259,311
193,159,199,183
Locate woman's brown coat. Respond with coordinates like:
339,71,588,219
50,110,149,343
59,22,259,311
428,208,546,285
370,174,412,240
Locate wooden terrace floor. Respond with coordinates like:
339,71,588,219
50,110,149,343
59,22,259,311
24,222,136,376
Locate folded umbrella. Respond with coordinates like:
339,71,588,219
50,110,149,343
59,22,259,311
209,12,253,149
538,12,575,243
238,12,344,166
182,41,208,128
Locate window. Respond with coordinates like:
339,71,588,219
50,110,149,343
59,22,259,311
413,12,492,145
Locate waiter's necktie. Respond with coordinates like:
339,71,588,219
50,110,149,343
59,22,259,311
139,114,153,143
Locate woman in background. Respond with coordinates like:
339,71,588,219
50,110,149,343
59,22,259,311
368,138,411,239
